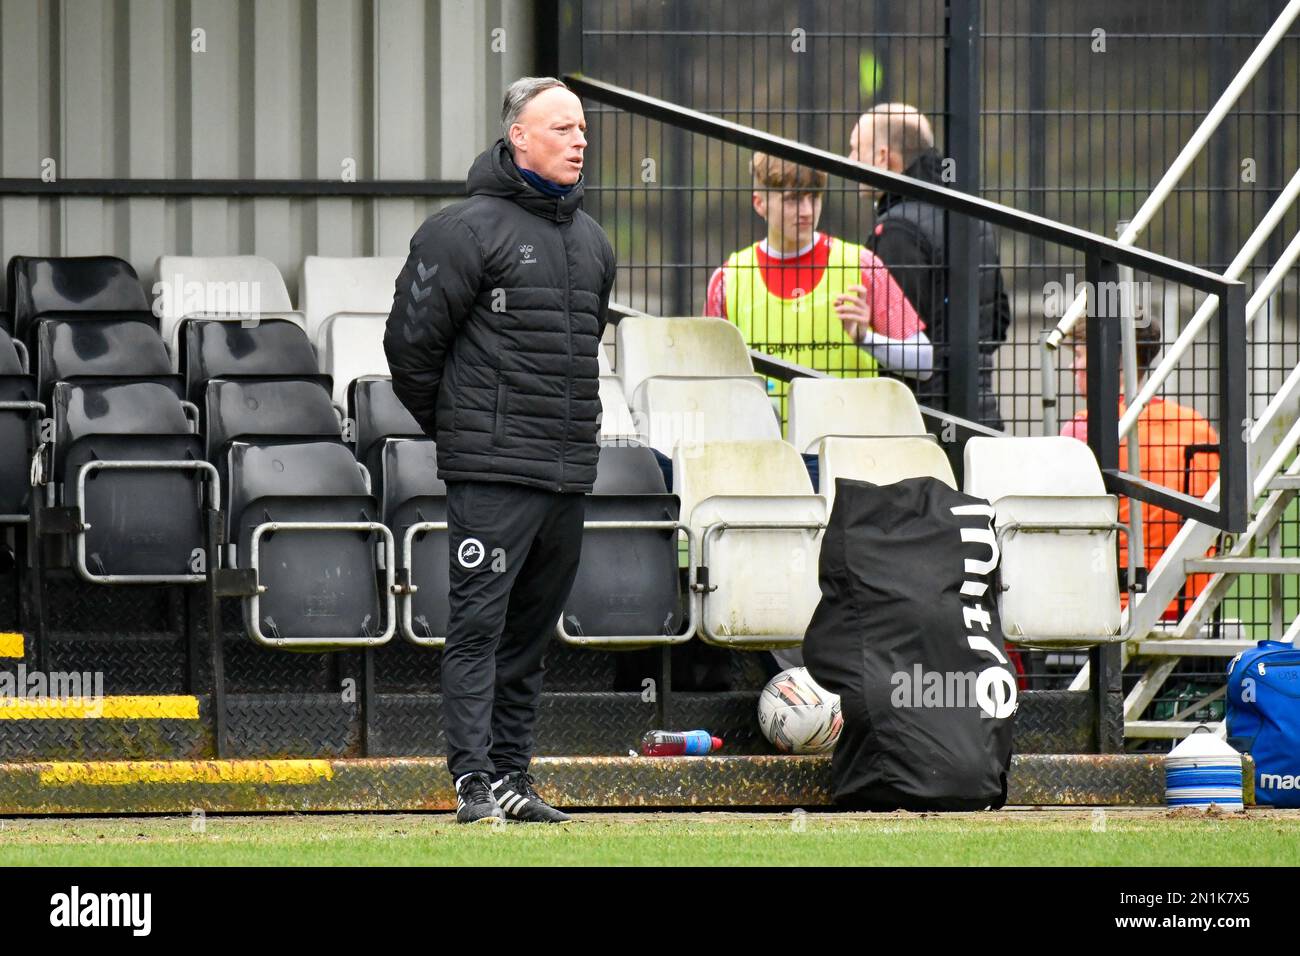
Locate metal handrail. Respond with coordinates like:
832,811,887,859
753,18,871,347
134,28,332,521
564,74,1236,295
1043,0,1300,350
1119,167,1300,441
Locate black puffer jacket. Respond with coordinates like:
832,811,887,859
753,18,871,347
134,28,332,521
384,139,616,493
869,148,1012,431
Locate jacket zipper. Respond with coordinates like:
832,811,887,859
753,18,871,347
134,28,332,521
557,218,572,492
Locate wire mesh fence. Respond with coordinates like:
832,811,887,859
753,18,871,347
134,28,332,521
570,0,1300,730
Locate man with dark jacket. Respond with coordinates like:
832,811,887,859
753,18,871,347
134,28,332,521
385,77,616,824
848,104,1011,430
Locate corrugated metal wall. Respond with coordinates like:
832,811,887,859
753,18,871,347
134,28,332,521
0,0,538,298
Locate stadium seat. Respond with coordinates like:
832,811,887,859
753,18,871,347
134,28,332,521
204,378,343,482
817,435,957,511
298,255,404,346
598,346,613,376
207,379,393,649
615,316,757,406
154,255,299,358
787,377,926,454
673,439,826,648
182,318,330,409
320,314,389,403
349,376,424,501
598,375,640,446
0,326,42,522
7,255,153,344
38,382,215,582
631,376,779,457
558,444,692,647
381,438,449,646
964,436,1122,645
36,318,180,407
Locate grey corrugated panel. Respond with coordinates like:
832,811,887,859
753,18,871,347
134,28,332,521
0,0,538,294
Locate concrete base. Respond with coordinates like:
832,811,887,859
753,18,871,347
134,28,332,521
0,753,1212,814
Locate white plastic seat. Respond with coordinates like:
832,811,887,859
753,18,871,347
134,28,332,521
673,439,825,649
788,377,926,454
598,347,613,376
633,376,777,456
964,436,1122,645
615,316,755,406
321,314,390,404
298,255,404,347
599,375,640,445
154,255,299,363
818,435,956,512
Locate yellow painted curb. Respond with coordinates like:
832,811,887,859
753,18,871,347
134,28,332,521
39,759,335,786
0,695,200,720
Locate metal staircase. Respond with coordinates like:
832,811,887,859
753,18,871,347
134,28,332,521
1055,0,1300,741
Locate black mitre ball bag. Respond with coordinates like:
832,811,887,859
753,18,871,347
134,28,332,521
803,476,1017,811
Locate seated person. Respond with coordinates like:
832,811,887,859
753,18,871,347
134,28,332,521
1062,322,1219,617
705,151,931,425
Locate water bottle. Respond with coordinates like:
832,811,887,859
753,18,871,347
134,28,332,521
640,730,724,756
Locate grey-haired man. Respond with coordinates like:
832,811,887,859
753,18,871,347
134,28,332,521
385,77,616,823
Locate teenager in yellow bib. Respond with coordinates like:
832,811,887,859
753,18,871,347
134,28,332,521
705,152,932,424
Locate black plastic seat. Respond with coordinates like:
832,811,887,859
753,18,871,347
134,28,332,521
47,382,210,581
183,318,329,407
36,318,179,407
207,379,390,647
8,256,153,344
350,376,424,502
561,445,686,646
380,438,447,644
204,378,342,499
226,440,389,647
0,326,40,521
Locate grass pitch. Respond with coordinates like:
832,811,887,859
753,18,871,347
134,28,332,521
1,808,1298,866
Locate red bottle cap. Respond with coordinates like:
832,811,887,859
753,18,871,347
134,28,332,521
711,736,724,751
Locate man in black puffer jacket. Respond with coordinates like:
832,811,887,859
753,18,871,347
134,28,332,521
385,77,616,825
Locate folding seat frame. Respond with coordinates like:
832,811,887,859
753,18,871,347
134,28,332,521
553,498,697,649
29,382,219,586
687,495,826,649
674,442,827,650
202,381,395,652
379,438,450,647
554,445,696,649
224,444,396,652
965,437,1130,646
0,332,43,525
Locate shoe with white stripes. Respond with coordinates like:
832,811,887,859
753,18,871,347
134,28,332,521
455,771,506,824
492,771,571,823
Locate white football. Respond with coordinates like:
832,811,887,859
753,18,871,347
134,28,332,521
757,667,843,754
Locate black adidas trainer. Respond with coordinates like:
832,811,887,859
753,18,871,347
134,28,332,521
455,771,506,824
492,771,571,823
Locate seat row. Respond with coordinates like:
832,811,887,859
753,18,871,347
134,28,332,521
3,253,398,405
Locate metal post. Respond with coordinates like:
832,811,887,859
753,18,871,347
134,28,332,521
1218,278,1249,532
945,0,982,423
554,0,582,77
205,509,228,758
361,648,377,757
1090,643,1124,753
657,644,672,730
1085,255,1122,476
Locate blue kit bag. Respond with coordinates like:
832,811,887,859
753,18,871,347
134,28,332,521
1226,640,1300,808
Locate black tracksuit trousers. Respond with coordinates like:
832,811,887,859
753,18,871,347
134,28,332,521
442,479,585,782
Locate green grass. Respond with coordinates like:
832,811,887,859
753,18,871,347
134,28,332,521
2,809,1299,866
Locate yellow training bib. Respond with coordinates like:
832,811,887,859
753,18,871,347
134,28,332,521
723,236,878,426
